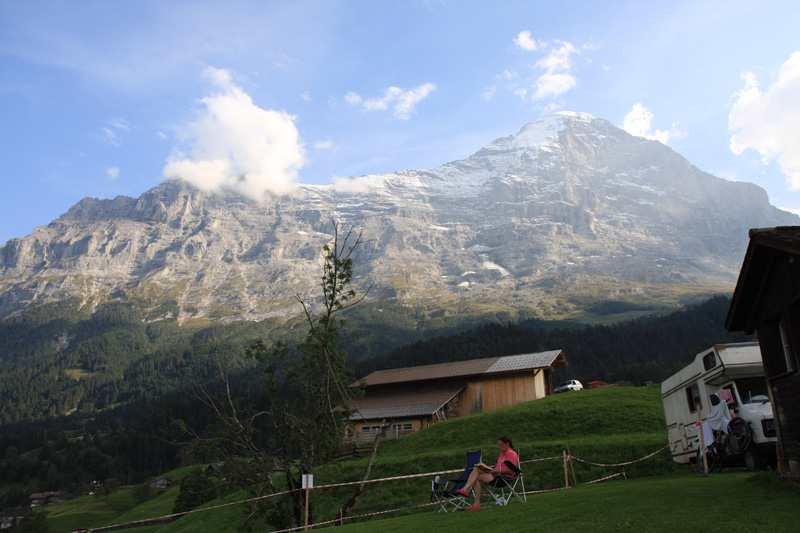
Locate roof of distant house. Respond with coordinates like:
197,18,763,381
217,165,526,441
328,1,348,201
2,507,30,518
357,350,567,387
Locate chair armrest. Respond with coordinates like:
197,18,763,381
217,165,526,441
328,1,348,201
502,460,522,475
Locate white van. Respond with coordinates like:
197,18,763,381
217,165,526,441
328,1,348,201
660,342,777,471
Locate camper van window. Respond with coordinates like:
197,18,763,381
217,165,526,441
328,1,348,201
734,377,770,404
702,351,717,371
685,384,700,413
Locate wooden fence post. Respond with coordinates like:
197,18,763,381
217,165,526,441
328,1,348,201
566,444,578,486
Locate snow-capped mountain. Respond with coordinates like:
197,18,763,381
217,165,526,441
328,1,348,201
1,112,796,322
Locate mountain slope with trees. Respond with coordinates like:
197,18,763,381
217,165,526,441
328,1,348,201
0,294,751,511
355,295,750,384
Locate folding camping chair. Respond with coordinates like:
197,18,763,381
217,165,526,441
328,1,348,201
482,454,526,506
430,449,482,512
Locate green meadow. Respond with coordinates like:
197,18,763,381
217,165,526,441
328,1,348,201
39,387,797,532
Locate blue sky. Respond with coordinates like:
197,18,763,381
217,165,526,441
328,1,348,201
1,0,799,245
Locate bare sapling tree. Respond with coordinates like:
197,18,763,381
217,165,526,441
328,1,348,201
177,222,371,529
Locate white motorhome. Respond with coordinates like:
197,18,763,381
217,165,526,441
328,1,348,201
661,342,777,471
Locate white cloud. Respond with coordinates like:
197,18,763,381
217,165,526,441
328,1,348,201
106,167,120,179
332,175,374,194
162,66,305,198
93,118,130,146
394,83,437,119
363,87,402,112
482,85,497,101
513,30,541,52
620,103,682,145
344,92,363,105
530,41,579,101
348,83,437,119
729,52,800,189
535,40,577,73
98,127,122,146
534,73,576,100
108,118,130,131
502,38,580,102
314,140,337,151
301,91,312,102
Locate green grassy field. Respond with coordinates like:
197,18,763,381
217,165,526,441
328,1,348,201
331,471,799,533
39,387,797,532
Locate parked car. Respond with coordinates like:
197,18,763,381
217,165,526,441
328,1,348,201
554,380,583,393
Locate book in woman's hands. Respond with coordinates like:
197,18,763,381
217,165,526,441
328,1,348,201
474,462,492,472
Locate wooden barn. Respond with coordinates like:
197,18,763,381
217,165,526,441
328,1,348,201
726,226,800,476
347,350,567,440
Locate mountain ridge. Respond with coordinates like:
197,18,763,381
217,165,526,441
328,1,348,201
1,112,796,322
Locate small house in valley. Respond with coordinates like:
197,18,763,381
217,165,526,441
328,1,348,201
726,226,800,477
150,477,173,490
348,350,567,440
27,492,73,507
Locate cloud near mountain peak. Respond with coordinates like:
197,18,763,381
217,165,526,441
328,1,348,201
162,66,305,199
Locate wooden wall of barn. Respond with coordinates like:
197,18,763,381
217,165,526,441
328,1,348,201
481,369,546,411
750,249,800,476
457,370,545,416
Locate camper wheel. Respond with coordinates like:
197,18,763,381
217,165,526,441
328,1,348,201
744,447,763,471
726,417,752,454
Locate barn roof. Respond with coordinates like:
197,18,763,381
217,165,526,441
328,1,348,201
726,226,800,333
349,384,465,421
358,350,566,388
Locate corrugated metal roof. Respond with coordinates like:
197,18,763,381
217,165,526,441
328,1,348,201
360,350,566,387
361,358,499,386
349,384,465,421
485,350,566,373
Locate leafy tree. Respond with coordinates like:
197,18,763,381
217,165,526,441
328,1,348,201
93,477,120,499
179,223,370,529
172,468,217,514
132,480,156,504
14,509,50,533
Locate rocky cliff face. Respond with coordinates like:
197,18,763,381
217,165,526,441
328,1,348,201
1,112,796,322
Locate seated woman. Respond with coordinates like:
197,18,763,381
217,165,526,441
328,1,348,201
455,435,519,510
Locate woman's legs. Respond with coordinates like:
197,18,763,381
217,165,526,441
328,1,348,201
459,470,494,508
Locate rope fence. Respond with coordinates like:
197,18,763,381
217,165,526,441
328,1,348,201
73,446,668,533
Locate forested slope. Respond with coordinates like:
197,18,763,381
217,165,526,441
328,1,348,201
355,295,751,384
0,295,750,509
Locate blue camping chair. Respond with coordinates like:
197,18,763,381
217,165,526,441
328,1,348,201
430,449,482,512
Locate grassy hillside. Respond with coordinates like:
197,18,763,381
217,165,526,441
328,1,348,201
41,386,690,532
38,386,797,532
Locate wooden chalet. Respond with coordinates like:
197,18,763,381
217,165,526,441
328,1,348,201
28,492,73,507
150,477,173,490
726,226,800,476
348,350,567,439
